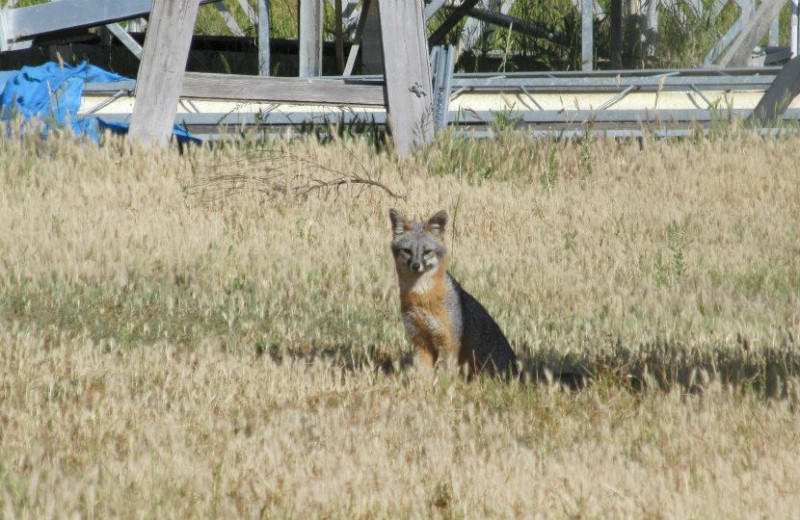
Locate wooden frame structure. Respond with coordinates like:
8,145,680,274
4,0,800,142
0,0,433,157
1,0,797,69
127,0,432,156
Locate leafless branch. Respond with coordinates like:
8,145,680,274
188,149,405,205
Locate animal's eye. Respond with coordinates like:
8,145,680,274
401,248,412,256
423,249,433,256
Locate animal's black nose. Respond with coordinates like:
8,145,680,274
410,262,421,271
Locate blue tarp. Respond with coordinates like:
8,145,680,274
0,62,198,143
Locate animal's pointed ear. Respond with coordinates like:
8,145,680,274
389,208,407,236
426,210,447,236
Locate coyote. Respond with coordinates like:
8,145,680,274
389,209,517,377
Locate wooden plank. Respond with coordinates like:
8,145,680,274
610,0,622,68
644,0,658,58
335,0,344,72
81,74,384,105
0,8,10,52
704,17,742,66
129,0,200,146
215,1,245,37
104,22,143,59
379,0,433,156
2,0,214,43
298,0,323,77
793,0,799,58
428,0,480,47
769,16,779,46
362,0,384,73
718,0,787,67
257,0,271,75
456,5,568,45
748,55,800,125
343,0,371,75
180,72,386,105
236,0,258,25
581,0,593,70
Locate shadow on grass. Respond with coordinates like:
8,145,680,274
261,336,800,399
517,337,800,398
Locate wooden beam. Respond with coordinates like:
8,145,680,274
0,8,9,52
379,0,433,156
748,56,800,125
793,0,799,58
428,0,480,47
343,0,372,75
0,0,214,44
335,0,344,73
610,0,623,68
104,22,143,59
449,5,569,46
361,0,384,74
704,17,742,66
215,1,244,37
581,0,593,70
236,0,258,25
644,0,658,58
129,0,200,146
180,72,385,105
298,0,323,77
257,0,271,75
769,15,779,46
80,74,385,104
718,0,787,67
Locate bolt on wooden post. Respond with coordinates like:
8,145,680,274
378,0,434,157
129,0,199,146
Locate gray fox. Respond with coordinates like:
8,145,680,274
389,209,517,378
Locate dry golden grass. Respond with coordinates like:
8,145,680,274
1,127,799,517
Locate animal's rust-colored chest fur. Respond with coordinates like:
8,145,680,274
397,265,458,367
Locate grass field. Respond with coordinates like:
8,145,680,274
1,127,799,518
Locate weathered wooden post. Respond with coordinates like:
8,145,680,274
644,0,658,59
718,0,786,67
749,55,800,126
793,0,799,58
610,0,623,68
298,0,323,76
378,0,433,157
124,0,431,156
258,0,271,75
129,0,199,146
343,0,372,75
581,0,593,71
361,0,384,74
334,0,344,72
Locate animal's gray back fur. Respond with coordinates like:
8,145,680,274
446,273,518,377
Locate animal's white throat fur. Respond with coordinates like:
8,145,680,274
404,267,439,294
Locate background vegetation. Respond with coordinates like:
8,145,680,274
0,126,799,517
3,0,794,69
